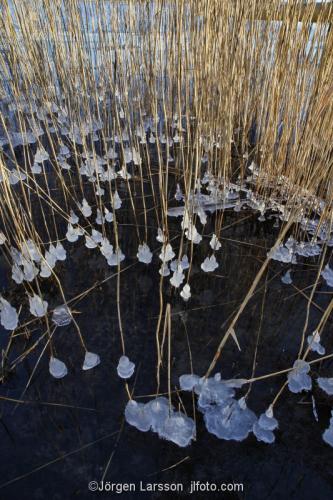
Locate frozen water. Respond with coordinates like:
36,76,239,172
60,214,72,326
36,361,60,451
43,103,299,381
0,232,6,245
85,235,98,249
40,261,52,278
268,244,297,264
0,297,19,330
31,162,42,174
195,374,235,409
180,283,191,301
145,397,171,432
185,223,202,244
321,264,333,287
52,305,72,327
82,351,101,371
317,377,333,396
281,270,292,285
159,243,175,263
69,210,79,225
113,191,122,210
179,374,200,391
287,360,312,393
49,356,68,379
91,229,103,244
117,355,135,379
12,264,24,284
34,147,49,163
204,398,256,441
45,250,56,269
9,169,27,185
307,331,325,355
118,165,131,180
106,248,125,266
159,263,170,277
66,223,79,242
170,255,189,272
253,422,275,444
158,411,195,447
201,255,219,273
22,259,39,281
29,294,48,318
170,265,185,288
100,238,113,259
137,243,153,264
125,400,152,432
104,207,114,222
175,184,183,201
55,242,66,261
323,410,333,447
258,409,278,431
21,240,41,263
79,198,92,218
210,234,221,251
156,228,167,243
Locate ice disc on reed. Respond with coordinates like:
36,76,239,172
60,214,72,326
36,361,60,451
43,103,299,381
137,243,153,264
201,255,218,273
0,297,18,330
52,305,72,327
29,294,48,317
125,400,152,432
82,351,100,371
49,356,68,379
117,355,135,379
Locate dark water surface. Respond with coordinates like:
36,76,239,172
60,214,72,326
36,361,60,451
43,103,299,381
1,207,333,500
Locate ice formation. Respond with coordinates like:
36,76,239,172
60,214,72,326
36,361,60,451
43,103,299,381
253,407,278,444
307,331,325,355
268,244,297,264
158,412,195,447
317,377,333,396
79,198,92,217
201,255,219,272
321,264,333,287
159,243,175,263
0,297,19,330
137,243,153,264
113,191,122,210
106,248,125,266
204,398,257,442
209,234,221,251
287,360,312,393
323,410,333,447
35,147,49,163
156,228,166,243
281,270,292,285
179,374,200,391
159,262,170,277
49,356,68,379
82,351,101,371
52,305,72,327
85,235,98,249
180,283,191,301
117,355,135,379
124,397,195,447
170,265,185,288
170,255,189,272
125,400,152,432
185,223,202,244
29,294,48,318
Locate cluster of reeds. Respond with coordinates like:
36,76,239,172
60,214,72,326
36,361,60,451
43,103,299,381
0,0,333,446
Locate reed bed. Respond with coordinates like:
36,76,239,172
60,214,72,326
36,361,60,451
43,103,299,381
0,0,333,447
